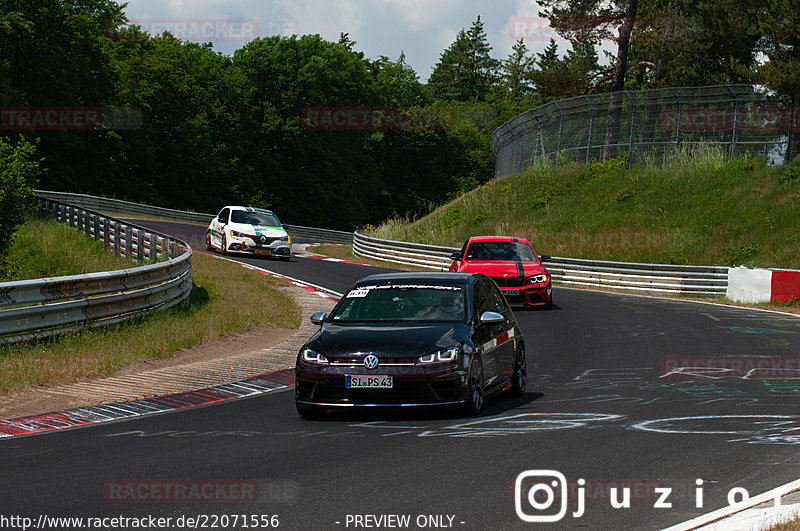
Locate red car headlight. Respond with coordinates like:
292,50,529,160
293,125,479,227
529,274,549,284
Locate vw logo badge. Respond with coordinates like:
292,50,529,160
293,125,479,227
363,355,379,369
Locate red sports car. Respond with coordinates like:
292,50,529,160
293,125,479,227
449,236,553,309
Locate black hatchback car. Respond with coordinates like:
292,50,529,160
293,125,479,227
294,272,526,418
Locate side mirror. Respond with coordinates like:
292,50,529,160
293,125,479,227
310,312,327,325
540,255,552,262
479,311,504,324
449,252,461,261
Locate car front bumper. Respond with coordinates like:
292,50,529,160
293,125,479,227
295,371,467,407
226,238,291,257
500,285,552,306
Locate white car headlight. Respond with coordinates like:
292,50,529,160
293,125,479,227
301,348,329,365
418,347,460,364
529,274,549,284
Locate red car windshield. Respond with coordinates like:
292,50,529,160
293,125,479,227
465,241,538,261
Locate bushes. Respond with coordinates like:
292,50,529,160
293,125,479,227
0,137,42,255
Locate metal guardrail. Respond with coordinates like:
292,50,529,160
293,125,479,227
546,256,728,297
354,231,458,269
0,197,193,343
33,190,355,244
34,190,214,225
285,224,354,244
353,232,728,297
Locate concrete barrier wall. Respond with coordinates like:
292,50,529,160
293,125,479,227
727,266,800,304
772,270,800,304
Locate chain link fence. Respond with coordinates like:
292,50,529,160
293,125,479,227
492,84,794,178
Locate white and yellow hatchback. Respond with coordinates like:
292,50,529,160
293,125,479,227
206,206,291,260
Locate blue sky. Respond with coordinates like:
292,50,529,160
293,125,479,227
121,0,576,81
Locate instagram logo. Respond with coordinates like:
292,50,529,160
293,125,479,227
515,470,582,522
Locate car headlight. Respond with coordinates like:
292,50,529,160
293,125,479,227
280,235,290,243
418,347,460,364
301,347,329,365
230,230,253,239
529,274,549,284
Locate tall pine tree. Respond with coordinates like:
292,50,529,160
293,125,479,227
501,38,535,100
429,16,499,102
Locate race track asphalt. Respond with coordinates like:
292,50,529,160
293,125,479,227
2,220,799,530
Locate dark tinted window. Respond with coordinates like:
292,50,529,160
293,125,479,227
231,210,281,227
218,208,230,224
472,281,493,319
485,280,512,318
331,284,466,322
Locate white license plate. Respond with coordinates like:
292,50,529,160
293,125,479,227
503,289,520,295
346,375,393,388
254,249,272,256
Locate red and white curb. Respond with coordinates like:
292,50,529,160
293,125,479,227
0,369,295,439
213,253,343,302
0,251,348,438
728,266,800,304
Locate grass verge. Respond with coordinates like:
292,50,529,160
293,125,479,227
371,149,800,269
769,518,800,530
0,220,301,394
2,218,141,281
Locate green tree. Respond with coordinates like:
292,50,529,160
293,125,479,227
628,0,760,88
537,0,638,158
233,35,383,229
529,40,603,102
759,0,800,162
92,32,247,211
0,0,124,105
429,16,500,102
500,38,535,101
0,136,42,255
369,53,429,106
627,0,761,156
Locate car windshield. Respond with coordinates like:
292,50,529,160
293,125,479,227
331,284,466,322
231,210,281,227
465,241,538,261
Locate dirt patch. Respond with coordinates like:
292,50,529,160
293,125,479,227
114,325,295,376
0,324,295,420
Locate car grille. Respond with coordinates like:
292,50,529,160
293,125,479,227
504,293,527,304
504,291,547,305
491,276,525,287
254,235,281,246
